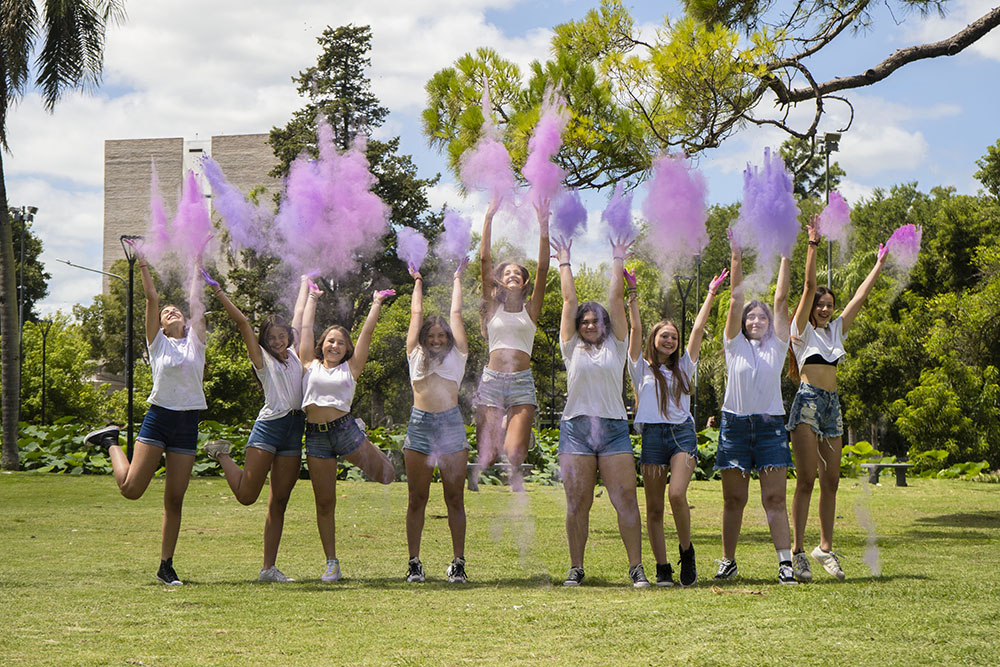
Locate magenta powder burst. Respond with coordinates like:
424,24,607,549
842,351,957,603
522,93,569,210
396,226,429,271
818,191,851,244
602,182,636,242
459,79,517,204
734,147,801,267
437,209,472,261
885,223,922,271
144,163,171,265
641,153,708,258
551,188,587,243
202,155,273,252
173,170,214,261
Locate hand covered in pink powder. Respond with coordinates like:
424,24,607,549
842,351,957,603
408,264,422,282
807,216,821,244
623,266,637,289
374,289,396,304
877,242,889,263
307,279,322,297
200,268,219,288
609,235,634,261
709,269,729,294
454,256,469,279
550,237,572,265
726,226,741,254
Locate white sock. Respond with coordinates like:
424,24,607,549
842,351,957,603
777,549,792,563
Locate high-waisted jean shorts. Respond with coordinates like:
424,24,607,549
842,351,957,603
247,410,305,457
638,419,698,466
786,383,843,438
474,368,537,410
558,416,633,457
716,411,792,473
136,404,199,455
304,413,366,459
404,406,469,457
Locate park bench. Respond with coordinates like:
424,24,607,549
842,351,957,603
466,463,534,491
860,462,913,487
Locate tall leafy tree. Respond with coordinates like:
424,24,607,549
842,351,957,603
779,137,845,200
1,0,126,470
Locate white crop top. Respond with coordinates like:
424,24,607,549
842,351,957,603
561,334,628,420
255,347,304,421
147,329,207,411
301,360,355,412
628,352,696,425
487,307,536,355
408,345,467,385
791,317,846,368
721,332,787,416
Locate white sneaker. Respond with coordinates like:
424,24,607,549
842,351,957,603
204,440,231,461
811,546,846,580
258,566,294,583
792,552,813,582
321,559,342,582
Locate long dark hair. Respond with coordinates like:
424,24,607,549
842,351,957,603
788,287,837,382
576,301,611,347
741,300,774,340
418,315,455,371
314,325,354,364
644,320,691,415
258,315,294,365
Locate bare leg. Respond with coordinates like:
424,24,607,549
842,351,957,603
598,453,643,567
474,405,505,471
641,464,669,565
561,454,597,567
790,423,819,553
720,469,750,561
262,455,300,570
668,452,697,550
160,451,195,561
503,404,535,492
109,441,163,499
759,467,792,552
438,449,469,559
816,435,843,551
307,456,339,560
217,447,275,505
404,449,433,559
344,440,394,484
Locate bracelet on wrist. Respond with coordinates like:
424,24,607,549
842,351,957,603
808,240,820,246
559,262,571,268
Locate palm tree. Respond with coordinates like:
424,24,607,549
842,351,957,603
1,1,126,469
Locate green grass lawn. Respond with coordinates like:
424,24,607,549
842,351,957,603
1,472,998,665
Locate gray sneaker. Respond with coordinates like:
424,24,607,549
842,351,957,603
258,566,293,583
406,558,425,583
811,546,846,580
321,559,342,582
792,552,813,582
204,440,231,461
629,563,651,588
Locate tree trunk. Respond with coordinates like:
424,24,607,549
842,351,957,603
0,151,22,470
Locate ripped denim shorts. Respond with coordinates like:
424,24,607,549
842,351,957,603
715,411,792,473
637,419,697,466
786,383,843,438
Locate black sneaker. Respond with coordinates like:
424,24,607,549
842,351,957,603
83,426,120,451
446,557,467,583
629,563,651,588
406,558,425,583
778,561,798,585
714,558,738,580
679,543,697,587
563,567,585,586
655,562,674,587
156,558,182,586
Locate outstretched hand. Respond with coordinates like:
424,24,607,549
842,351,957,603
550,237,572,265
408,264,422,282
727,226,741,253
709,269,729,294
609,235,634,261
201,267,219,288
623,266,637,289
807,216,821,244
307,279,323,297
486,195,502,219
877,242,889,262
454,256,469,278
374,289,396,305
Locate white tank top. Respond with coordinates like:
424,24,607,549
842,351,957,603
791,317,846,368
408,345,467,385
301,360,355,412
254,347,304,421
487,307,536,354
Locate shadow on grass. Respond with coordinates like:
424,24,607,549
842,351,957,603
913,510,1000,529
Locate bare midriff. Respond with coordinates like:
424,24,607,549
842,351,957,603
799,364,838,392
487,348,531,373
413,375,460,413
304,404,349,424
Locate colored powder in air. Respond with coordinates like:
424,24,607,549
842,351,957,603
459,80,517,205
602,182,636,242
817,191,851,244
145,163,171,265
202,156,273,252
173,171,214,263
437,209,472,261
522,93,569,210
885,223,922,272
396,227,429,271
551,188,587,243
734,147,801,279
641,153,709,258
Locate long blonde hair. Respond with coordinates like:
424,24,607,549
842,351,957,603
644,320,691,416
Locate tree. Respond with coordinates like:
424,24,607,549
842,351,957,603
1,0,125,470
7,216,50,322
779,137,845,200
423,0,1000,190
974,138,1000,200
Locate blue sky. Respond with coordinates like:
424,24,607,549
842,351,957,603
5,0,998,314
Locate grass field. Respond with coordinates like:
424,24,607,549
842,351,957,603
1,472,998,665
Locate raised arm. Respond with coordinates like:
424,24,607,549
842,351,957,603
553,238,577,343
406,266,423,355
298,281,323,366
773,255,792,343
480,197,500,313
724,228,744,341
204,268,262,369
609,236,632,342
688,270,728,363
526,200,551,322
186,267,207,344
451,257,469,354
349,289,393,379
840,242,889,333
291,274,310,345
792,220,820,336
138,257,159,346
625,267,642,362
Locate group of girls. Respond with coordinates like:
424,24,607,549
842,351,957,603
84,205,886,589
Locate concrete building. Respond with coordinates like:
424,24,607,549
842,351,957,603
102,133,279,290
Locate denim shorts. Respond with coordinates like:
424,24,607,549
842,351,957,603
304,413,366,459
786,383,843,438
558,416,633,457
404,406,469,457
474,367,537,410
248,410,305,457
716,411,792,473
136,404,200,455
638,419,698,466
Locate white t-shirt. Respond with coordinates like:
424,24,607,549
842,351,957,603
254,347,304,421
790,316,846,368
721,332,787,416
561,334,628,420
407,345,467,385
147,329,207,411
629,352,696,424
301,360,355,412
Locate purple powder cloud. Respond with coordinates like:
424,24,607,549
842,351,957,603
436,209,472,261
396,226,429,271
202,155,273,252
641,153,709,258
734,147,801,269
885,223,922,271
551,188,587,243
817,191,851,244
602,182,636,242
522,93,569,210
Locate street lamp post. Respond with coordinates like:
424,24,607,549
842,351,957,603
120,235,143,459
8,205,38,392
673,274,695,353
823,132,841,288
40,319,53,424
